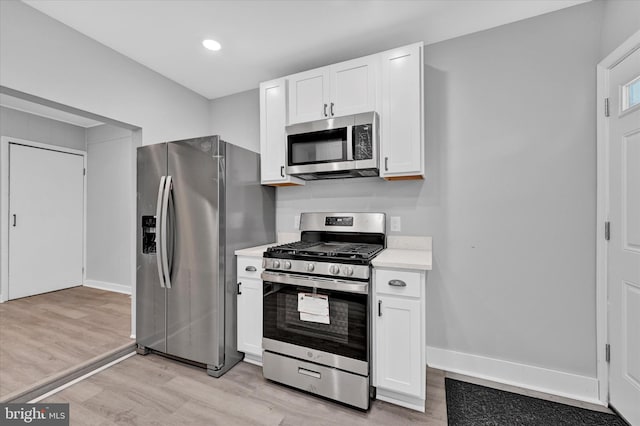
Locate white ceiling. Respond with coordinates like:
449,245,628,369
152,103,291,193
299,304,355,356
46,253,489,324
23,0,589,100
0,94,104,128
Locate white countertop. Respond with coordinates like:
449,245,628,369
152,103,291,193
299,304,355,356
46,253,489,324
235,234,433,271
371,236,432,270
371,248,432,271
234,243,275,257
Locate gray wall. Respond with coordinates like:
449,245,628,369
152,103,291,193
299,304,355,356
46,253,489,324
209,89,260,153
0,106,86,151
599,0,640,58
86,125,134,290
0,1,210,145
206,1,637,379
279,2,603,377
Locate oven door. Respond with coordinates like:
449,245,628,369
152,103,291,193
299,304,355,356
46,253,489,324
262,271,369,375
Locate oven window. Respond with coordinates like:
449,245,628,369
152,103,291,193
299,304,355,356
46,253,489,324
288,128,348,165
263,282,368,361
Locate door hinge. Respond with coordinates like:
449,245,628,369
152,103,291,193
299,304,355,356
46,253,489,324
604,98,610,117
605,221,610,241
83,168,86,176
605,344,610,363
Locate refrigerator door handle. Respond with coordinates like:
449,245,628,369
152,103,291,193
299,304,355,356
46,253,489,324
155,176,167,288
161,175,173,289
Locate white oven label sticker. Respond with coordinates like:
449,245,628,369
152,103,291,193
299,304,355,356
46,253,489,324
298,293,330,324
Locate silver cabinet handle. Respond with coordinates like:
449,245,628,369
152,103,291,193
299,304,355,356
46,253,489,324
12,214,16,227
330,102,334,116
378,300,382,316
323,103,328,117
155,176,167,288
280,166,285,178
161,176,173,289
237,282,242,295
385,157,389,171
389,279,406,287
245,266,257,272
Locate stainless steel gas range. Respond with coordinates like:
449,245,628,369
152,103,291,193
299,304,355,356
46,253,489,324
261,212,386,410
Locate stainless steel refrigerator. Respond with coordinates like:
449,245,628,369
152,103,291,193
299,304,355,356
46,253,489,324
136,136,275,377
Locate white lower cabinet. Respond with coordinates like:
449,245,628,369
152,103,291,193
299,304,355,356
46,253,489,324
236,256,264,365
373,268,426,412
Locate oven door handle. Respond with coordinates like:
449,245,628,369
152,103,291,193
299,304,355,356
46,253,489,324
261,271,369,295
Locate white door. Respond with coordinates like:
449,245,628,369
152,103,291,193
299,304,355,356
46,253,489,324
288,67,329,124
9,143,84,300
379,43,424,178
329,55,377,118
608,47,640,426
237,277,263,357
260,78,288,183
375,294,421,396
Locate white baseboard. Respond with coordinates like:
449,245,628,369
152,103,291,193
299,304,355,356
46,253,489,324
84,280,131,295
426,346,601,405
242,353,263,367
376,388,425,412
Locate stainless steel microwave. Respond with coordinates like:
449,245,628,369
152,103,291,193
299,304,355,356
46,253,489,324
285,112,378,180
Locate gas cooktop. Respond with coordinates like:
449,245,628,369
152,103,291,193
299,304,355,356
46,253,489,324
266,240,383,261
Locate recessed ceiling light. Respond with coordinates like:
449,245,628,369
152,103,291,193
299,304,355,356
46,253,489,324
202,39,221,51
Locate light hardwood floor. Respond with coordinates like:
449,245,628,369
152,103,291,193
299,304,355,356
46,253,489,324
0,286,132,399
44,354,448,425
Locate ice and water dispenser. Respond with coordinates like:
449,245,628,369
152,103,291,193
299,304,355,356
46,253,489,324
141,216,156,254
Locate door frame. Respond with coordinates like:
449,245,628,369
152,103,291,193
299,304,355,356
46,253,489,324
596,29,640,405
0,136,87,303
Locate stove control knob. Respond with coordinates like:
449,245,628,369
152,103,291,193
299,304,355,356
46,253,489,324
273,260,280,269
345,266,354,277
306,263,315,272
283,261,292,270
330,265,340,275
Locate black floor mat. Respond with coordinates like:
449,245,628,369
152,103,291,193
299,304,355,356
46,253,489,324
445,378,628,426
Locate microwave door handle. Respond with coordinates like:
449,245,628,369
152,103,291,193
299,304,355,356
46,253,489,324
346,125,353,161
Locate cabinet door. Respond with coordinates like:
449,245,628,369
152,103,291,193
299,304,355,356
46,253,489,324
329,55,378,118
237,277,263,357
259,79,303,185
380,43,424,178
288,67,330,124
375,295,422,396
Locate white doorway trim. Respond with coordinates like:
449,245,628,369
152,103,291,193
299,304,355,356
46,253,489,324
596,29,640,405
0,136,87,303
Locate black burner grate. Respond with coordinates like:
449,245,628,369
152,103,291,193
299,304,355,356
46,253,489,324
267,241,383,260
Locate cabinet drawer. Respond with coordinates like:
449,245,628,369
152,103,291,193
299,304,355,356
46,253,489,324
375,269,421,298
237,256,263,279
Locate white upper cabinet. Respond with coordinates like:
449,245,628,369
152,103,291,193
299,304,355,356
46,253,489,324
329,55,378,118
259,42,424,183
288,55,378,125
288,68,330,124
259,78,304,186
379,43,424,180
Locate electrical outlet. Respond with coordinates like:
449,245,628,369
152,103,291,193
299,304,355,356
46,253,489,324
294,215,301,229
391,216,401,232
